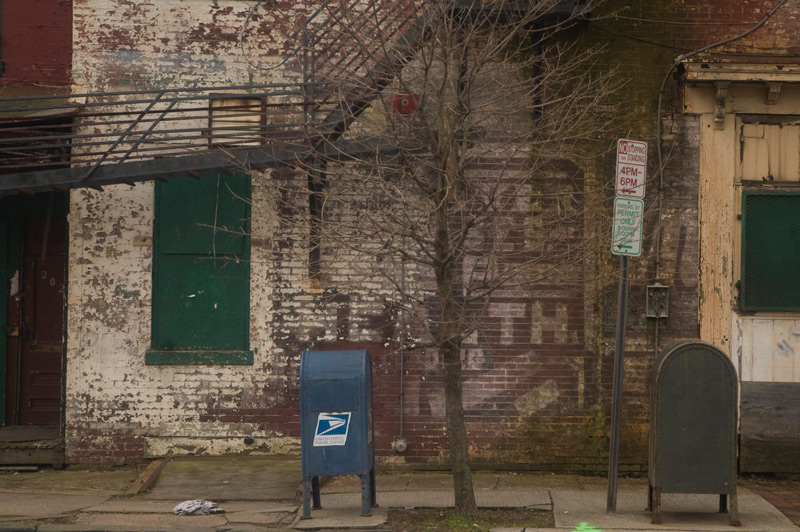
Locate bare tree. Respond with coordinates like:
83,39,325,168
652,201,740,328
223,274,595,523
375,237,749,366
253,0,622,515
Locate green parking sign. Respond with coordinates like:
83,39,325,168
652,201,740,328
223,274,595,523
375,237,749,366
611,197,644,256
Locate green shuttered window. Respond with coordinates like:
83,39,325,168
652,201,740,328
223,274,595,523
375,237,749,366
146,172,253,365
740,190,800,312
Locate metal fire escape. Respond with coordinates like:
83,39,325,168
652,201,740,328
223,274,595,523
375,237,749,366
0,0,590,196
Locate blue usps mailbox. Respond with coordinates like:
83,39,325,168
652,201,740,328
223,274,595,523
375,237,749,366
300,349,376,518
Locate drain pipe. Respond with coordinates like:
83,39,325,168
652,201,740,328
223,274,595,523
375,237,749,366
392,259,408,453
0,0,4,76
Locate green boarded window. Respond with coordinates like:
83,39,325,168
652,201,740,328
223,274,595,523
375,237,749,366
740,190,800,312
147,172,253,365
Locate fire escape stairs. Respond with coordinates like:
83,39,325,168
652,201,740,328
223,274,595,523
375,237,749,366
0,0,589,196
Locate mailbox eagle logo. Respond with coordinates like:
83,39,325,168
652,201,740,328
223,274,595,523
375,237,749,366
313,412,351,446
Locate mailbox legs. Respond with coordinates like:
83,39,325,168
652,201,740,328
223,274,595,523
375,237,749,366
301,476,322,519
371,468,377,508
301,477,310,519
359,469,377,517
312,476,322,509
303,473,376,519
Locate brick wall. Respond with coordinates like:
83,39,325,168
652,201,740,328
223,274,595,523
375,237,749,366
72,0,311,91
65,172,304,464
0,0,72,86
63,0,788,469
683,0,800,54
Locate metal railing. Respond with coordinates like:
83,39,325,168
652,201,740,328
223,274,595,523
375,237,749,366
0,83,323,175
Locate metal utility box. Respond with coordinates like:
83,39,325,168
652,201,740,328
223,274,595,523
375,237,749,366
300,349,376,518
648,340,739,526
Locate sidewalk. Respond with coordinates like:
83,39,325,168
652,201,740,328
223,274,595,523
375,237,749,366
0,456,796,532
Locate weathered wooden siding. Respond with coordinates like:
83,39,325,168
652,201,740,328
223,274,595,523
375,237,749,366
688,75,800,473
739,318,800,382
690,84,800,382
740,381,800,473
698,113,736,354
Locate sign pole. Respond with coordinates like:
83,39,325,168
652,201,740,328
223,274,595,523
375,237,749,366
607,254,629,513
608,138,645,513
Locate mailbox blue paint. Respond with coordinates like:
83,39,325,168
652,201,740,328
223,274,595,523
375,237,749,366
300,349,376,518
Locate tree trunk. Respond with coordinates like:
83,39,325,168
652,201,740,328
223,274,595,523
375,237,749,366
433,177,477,514
442,335,477,513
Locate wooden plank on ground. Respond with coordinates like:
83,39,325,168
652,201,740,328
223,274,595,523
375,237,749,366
129,459,168,495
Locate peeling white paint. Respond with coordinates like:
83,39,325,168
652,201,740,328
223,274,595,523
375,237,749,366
515,380,559,415
144,436,300,458
9,269,19,297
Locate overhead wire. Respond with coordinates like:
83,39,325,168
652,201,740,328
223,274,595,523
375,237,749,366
591,25,684,51
609,14,764,26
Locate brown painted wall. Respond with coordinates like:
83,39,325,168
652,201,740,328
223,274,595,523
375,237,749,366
1,0,72,86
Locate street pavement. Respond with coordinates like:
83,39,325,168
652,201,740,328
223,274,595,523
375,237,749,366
0,456,796,532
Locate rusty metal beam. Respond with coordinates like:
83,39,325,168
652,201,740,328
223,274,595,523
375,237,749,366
0,137,407,195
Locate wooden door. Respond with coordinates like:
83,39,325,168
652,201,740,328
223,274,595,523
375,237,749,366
1,218,7,426
17,217,65,425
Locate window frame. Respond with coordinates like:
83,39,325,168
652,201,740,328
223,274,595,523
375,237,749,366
208,94,268,148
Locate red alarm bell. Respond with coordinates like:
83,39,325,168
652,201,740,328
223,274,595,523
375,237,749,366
392,90,417,115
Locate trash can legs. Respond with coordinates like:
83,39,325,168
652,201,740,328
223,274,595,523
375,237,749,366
730,492,741,527
650,487,662,524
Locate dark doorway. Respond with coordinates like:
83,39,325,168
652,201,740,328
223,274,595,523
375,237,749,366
2,195,66,428
17,217,66,424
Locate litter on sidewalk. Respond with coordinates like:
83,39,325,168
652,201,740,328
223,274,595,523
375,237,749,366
172,499,225,515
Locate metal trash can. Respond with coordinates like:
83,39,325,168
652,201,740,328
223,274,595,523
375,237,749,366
300,349,376,518
648,340,739,526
